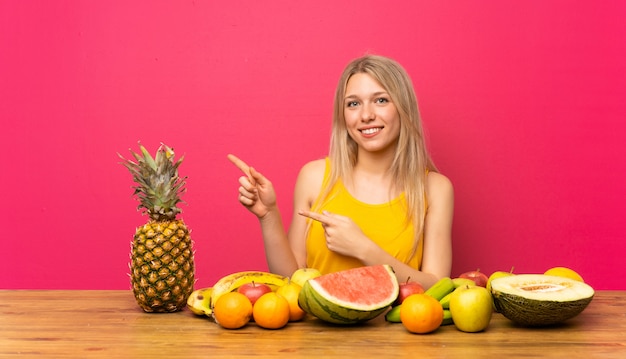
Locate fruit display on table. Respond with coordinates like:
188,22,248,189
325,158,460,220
120,143,195,313
185,265,593,333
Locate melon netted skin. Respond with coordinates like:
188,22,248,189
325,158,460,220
491,274,594,326
297,265,399,324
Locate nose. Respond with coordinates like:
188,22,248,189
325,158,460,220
361,103,375,121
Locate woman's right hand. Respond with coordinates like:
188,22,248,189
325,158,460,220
228,154,277,218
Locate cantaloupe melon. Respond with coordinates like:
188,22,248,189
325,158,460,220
490,274,594,326
297,265,399,324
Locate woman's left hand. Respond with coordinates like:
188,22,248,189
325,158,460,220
298,210,372,258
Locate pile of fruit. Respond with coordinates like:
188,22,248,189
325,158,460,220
187,268,322,329
188,265,594,332
386,266,594,333
385,271,493,333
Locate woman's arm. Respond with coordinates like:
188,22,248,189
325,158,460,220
228,154,298,276
228,155,326,277
287,159,327,268
414,171,454,287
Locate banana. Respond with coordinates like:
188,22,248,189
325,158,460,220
439,292,452,309
385,305,402,323
210,271,289,309
187,287,214,316
441,309,453,326
424,277,455,301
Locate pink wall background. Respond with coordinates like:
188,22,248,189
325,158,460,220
2,1,625,290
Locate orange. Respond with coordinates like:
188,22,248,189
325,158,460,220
400,293,444,334
212,292,252,329
276,281,306,322
252,292,290,329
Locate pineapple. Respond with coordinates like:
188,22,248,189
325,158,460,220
119,143,195,312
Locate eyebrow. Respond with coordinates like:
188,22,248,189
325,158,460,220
344,91,389,100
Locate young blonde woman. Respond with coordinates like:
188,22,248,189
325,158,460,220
229,54,453,289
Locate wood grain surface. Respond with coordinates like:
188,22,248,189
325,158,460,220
1,290,625,358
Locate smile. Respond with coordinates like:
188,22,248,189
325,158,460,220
360,127,382,135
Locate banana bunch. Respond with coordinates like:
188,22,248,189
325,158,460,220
186,271,289,317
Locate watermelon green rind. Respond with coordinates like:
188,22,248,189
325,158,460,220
299,282,388,324
297,264,399,325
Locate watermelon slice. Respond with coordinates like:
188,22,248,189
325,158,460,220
297,264,399,324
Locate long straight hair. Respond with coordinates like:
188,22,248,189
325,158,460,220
313,55,437,258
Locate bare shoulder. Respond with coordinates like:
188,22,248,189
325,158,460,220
294,158,327,205
299,158,327,177
426,171,454,204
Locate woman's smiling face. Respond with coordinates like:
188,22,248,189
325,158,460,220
343,73,401,155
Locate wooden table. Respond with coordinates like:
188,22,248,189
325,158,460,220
1,290,625,358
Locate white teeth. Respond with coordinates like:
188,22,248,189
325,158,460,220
361,128,380,135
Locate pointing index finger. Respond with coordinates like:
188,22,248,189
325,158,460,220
298,210,330,225
227,154,252,178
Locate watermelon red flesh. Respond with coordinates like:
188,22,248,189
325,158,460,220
297,264,399,324
311,265,398,309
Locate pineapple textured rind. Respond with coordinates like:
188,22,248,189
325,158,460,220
130,220,195,312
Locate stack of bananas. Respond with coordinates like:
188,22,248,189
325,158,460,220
186,271,289,316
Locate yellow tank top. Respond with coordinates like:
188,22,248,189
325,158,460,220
305,158,423,274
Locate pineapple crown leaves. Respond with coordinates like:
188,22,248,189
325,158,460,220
118,142,188,221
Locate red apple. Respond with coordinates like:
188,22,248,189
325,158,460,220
394,278,425,306
459,269,489,287
237,281,272,305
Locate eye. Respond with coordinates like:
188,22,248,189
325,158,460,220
375,97,389,104
346,100,359,108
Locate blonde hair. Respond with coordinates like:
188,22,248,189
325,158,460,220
314,54,437,257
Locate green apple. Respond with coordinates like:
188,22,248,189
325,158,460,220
486,268,515,293
452,277,476,288
449,285,493,332
290,268,321,287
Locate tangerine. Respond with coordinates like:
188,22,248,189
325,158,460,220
276,281,306,322
212,292,253,329
400,293,443,334
252,292,290,329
